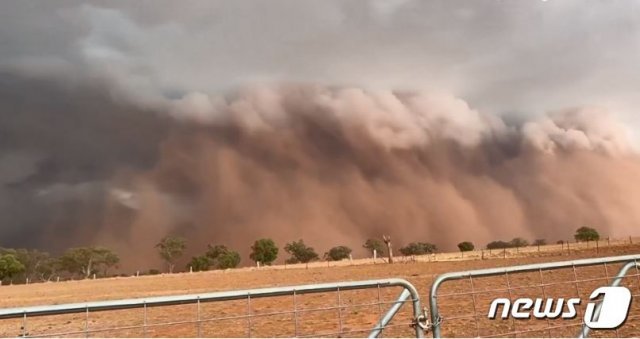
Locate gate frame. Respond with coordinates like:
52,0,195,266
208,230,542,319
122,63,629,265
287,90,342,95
0,278,424,338
428,254,640,338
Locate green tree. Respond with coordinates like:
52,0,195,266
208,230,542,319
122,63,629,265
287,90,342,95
206,245,241,269
325,246,352,261
13,249,53,282
486,240,511,249
249,238,279,265
399,242,437,256
156,236,186,273
574,227,600,242
58,247,119,279
0,254,25,281
187,255,211,272
363,239,384,256
457,241,475,252
284,239,319,264
510,238,529,248
216,251,241,269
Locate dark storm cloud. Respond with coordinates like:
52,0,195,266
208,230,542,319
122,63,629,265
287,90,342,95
0,72,170,250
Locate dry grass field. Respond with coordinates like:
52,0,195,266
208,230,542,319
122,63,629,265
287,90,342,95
0,244,639,337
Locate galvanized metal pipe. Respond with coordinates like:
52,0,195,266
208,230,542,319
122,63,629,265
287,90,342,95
578,260,639,338
368,288,411,338
429,254,640,338
0,278,423,337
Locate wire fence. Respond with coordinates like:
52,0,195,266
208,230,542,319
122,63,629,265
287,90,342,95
428,254,640,338
0,279,425,338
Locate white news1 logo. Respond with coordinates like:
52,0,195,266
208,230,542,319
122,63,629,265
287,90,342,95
488,286,632,329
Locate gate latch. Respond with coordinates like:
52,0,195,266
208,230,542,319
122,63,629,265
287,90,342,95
412,307,442,333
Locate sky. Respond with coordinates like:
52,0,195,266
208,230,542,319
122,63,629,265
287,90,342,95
1,0,640,267
1,1,639,119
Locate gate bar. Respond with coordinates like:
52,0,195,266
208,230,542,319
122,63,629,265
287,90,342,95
429,254,640,338
0,278,424,337
578,260,639,338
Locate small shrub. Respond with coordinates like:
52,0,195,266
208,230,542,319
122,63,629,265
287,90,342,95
325,246,352,261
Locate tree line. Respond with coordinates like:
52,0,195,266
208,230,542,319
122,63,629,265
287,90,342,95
0,226,602,283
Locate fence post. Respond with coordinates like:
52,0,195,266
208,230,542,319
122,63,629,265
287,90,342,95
596,240,599,253
567,241,570,255
503,248,506,259
630,236,633,244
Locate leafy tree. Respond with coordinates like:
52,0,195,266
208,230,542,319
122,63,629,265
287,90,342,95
156,236,186,273
206,245,241,269
188,255,211,272
399,242,437,256
363,239,384,256
510,238,529,248
457,241,475,252
57,247,119,278
325,246,352,261
486,240,512,250
13,249,54,282
216,251,241,269
0,254,25,281
250,238,279,265
533,239,547,246
284,239,319,264
574,227,600,242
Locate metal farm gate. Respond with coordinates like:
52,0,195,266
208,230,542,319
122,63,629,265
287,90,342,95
429,254,640,338
0,278,426,338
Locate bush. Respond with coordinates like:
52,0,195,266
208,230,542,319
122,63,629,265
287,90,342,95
510,238,529,248
216,251,241,269
574,227,600,242
0,254,25,281
486,238,530,250
486,240,511,250
325,246,352,261
363,239,384,256
206,245,241,269
188,255,211,272
399,242,437,256
457,241,475,252
147,269,161,275
533,239,547,246
284,239,319,264
250,238,279,265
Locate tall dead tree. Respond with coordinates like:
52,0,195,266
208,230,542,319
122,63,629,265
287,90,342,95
382,235,394,264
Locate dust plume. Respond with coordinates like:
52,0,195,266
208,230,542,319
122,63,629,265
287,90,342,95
90,85,640,269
